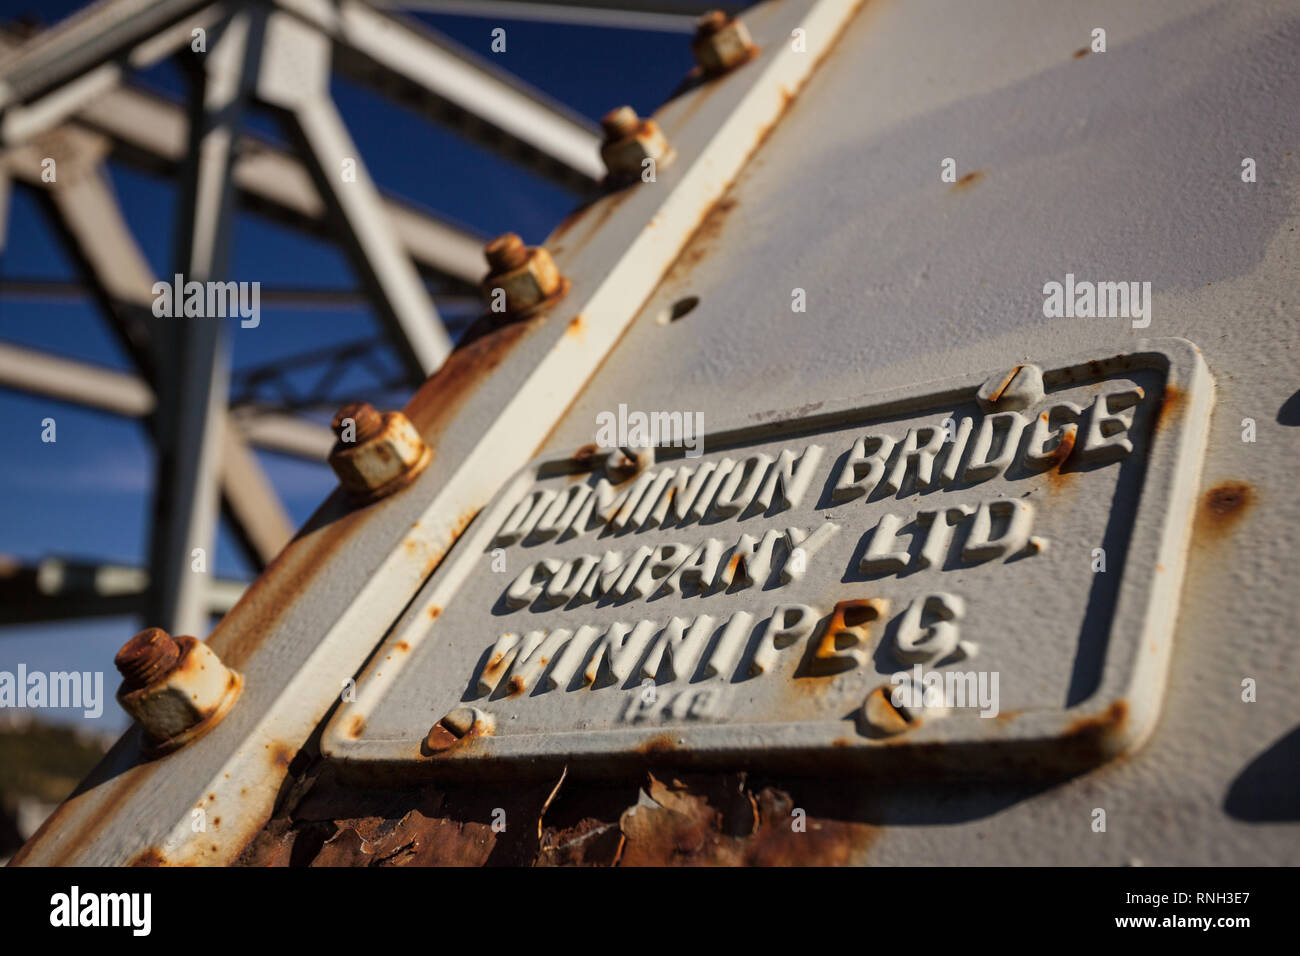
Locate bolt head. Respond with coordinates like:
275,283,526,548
116,636,242,756
600,105,640,140
691,14,755,75
484,232,529,272
481,244,563,315
329,410,431,501
600,118,673,182
115,627,181,688
332,401,384,443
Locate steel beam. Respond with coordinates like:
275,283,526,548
226,407,334,460
277,0,604,188
258,10,451,378
150,8,260,638
0,341,334,460
25,169,298,550
0,29,487,289
0,342,154,418
0,1,223,144
11,0,863,867
2,0,602,190
389,1,719,33
0,556,245,626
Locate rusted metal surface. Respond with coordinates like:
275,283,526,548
113,629,242,759
234,760,878,867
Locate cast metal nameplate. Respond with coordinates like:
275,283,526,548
323,339,1211,778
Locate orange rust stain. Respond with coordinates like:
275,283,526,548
811,599,882,670
128,849,167,867
952,170,984,191
395,640,411,653
1156,384,1183,431
635,733,678,756
1065,700,1128,737
348,715,365,739
994,710,1022,724
405,317,536,448
1073,47,1090,59
427,605,442,621
1044,428,1079,493
1042,426,1078,494
987,366,1020,403
1196,481,1253,539
665,196,739,282
508,675,526,697
566,314,586,340
270,744,294,770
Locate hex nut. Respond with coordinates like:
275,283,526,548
481,233,566,317
600,106,674,183
691,11,756,76
115,629,242,757
329,402,432,502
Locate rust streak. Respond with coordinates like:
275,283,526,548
1155,384,1183,432
1064,700,1128,738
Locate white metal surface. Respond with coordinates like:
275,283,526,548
530,0,1300,863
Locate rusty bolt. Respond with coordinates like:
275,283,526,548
861,684,916,738
425,706,494,754
481,233,566,317
328,401,432,502
691,10,756,76
600,105,674,183
604,444,655,483
114,628,242,757
332,401,384,444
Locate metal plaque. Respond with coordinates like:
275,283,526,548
324,339,1211,778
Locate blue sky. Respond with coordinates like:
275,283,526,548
0,0,696,730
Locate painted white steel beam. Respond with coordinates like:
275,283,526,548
11,0,861,866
